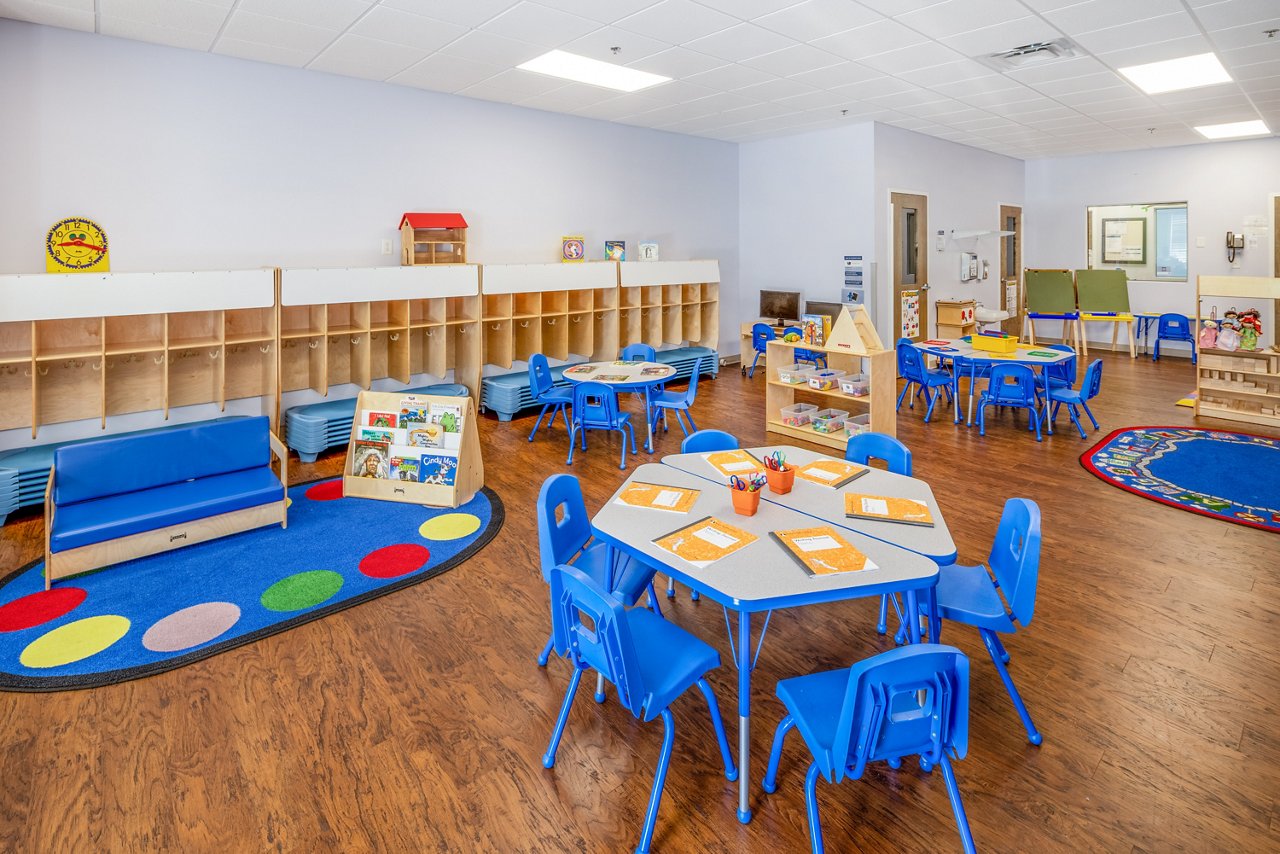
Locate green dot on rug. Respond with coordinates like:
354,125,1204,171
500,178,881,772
260,570,344,612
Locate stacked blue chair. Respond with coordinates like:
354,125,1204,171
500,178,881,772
784,326,827,370
648,357,703,439
1153,313,1196,363
977,363,1042,442
1045,359,1103,439
652,345,719,382
284,382,469,462
527,354,572,442
763,645,977,854
897,339,953,422
746,323,774,378
567,382,636,470
541,563,737,854
844,433,913,636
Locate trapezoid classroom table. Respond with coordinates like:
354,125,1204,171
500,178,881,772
591,463,940,824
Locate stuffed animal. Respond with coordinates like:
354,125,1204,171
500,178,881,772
1198,320,1218,350
1240,317,1260,351
1217,324,1241,351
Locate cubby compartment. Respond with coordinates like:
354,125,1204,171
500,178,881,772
410,298,445,327
0,368,31,431
446,295,479,323
542,315,569,360
513,319,541,363
327,302,369,335
620,287,641,309
167,311,222,349
105,315,165,354
444,322,479,383
325,332,370,389
35,318,103,360
224,342,277,401
106,352,165,415
368,300,409,332
593,311,618,361
662,305,682,344
280,337,326,394
0,322,32,363
166,347,222,409
568,289,593,313
642,308,663,348
594,288,617,310
568,313,592,358
483,293,512,320
681,304,702,343
619,309,642,349
541,291,568,315
643,287,662,308
36,360,102,428
224,307,275,343
369,330,410,384
513,293,541,318
281,304,325,338
664,285,683,306
485,320,513,369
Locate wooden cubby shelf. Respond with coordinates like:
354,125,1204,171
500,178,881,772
479,262,620,367
618,260,720,353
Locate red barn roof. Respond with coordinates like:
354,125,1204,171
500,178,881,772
400,212,467,229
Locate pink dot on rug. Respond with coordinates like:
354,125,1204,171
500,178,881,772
305,480,344,501
359,544,431,579
141,602,241,653
0,587,88,633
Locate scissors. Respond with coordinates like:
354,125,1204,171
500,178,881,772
731,475,765,492
764,451,786,471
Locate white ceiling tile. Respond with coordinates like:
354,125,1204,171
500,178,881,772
677,90,757,112
1208,21,1280,52
1192,0,1280,31
98,16,218,50
615,0,737,42
480,2,602,47
633,78,716,102
1040,0,1185,34
378,0,518,28
1219,42,1280,68
737,43,844,76
937,16,1065,57
858,40,964,74
1092,35,1214,68
570,91,668,119
626,100,721,124
437,29,546,66
1003,55,1107,84
1232,57,1280,80
895,59,994,86
0,0,95,31
1072,11,1201,54
694,0,811,21
932,73,1024,97
1026,70,1121,95
100,0,230,33
957,86,1048,108
829,75,917,99
627,47,728,78
389,52,503,92
235,0,371,31
895,0,1030,40
732,76,820,101
857,0,944,16
531,0,657,25
897,98,983,118
561,26,671,64
220,11,340,53
1052,85,1136,106
685,62,777,90
755,0,882,42
516,82,617,111
786,60,882,87
772,87,856,110
812,18,930,61
457,67,569,101
213,37,318,67
308,34,427,80
350,7,465,50
684,22,796,63
862,87,952,108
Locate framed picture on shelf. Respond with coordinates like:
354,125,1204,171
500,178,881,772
638,242,659,261
561,236,586,263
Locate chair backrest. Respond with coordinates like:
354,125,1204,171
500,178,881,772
1079,358,1103,401
536,474,592,579
986,363,1038,405
752,323,776,353
987,498,1041,626
681,429,739,453
1044,343,1076,385
678,357,702,404
1157,313,1192,339
828,645,970,783
572,381,623,430
897,339,925,382
845,432,913,476
528,353,554,397
548,563,648,720
621,343,656,362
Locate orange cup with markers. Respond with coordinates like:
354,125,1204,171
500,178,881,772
729,474,764,516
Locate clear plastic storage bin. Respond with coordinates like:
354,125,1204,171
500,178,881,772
780,402,819,427
776,364,814,385
807,369,847,391
845,414,871,436
811,408,849,434
838,373,870,396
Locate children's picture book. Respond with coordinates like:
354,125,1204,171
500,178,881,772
923,339,951,346
358,428,395,444
641,366,669,376
595,374,629,382
399,398,429,424
843,494,935,527
419,453,458,486
429,402,463,433
794,458,868,488
1026,350,1059,358
771,526,878,576
561,236,585,263
406,422,443,448
653,516,758,568
801,313,830,348
366,411,397,428
613,359,642,366
390,456,419,481
351,441,389,478
565,365,597,376
703,450,766,479
616,481,700,514
605,240,626,261
638,242,659,261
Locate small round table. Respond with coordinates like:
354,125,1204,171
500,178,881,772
563,360,676,452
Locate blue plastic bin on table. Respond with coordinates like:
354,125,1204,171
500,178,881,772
284,382,469,462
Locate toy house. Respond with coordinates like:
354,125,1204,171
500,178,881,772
400,213,468,266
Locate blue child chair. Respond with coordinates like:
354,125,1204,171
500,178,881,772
763,645,977,854
1042,343,1077,390
1044,358,1103,439
648,357,702,439
535,474,660,669
784,325,828,370
845,433,913,636
897,339,954,422
680,429,738,453
747,323,775,378
621,343,656,362
1153,313,1196,364
527,353,573,443
542,563,738,854
977,363,1042,442
914,498,1044,746
567,382,636,470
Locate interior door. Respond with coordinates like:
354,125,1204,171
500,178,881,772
999,204,1023,335
891,192,928,342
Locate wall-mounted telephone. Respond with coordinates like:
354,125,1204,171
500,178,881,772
960,252,978,282
1226,231,1244,262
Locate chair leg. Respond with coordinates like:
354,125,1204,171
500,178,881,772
566,427,577,465
542,667,583,768
537,635,554,666
646,583,663,617
1066,403,1086,440
980,629,1042,745
528,403,551,442
876,594,890,634
1079,399,1100,430
978,402,987,436
684,410,698,434
636,708,676,854
1031,405,1042,442
896,381,911,411
695,678,738,781
595,673,606,703
690,588,700,601
924,385,937,423
803,761,826,854
666,576,675,598
989,633,1011,663
763,714,796,793
937,753,978,854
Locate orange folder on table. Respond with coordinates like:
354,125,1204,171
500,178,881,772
843,493,935,527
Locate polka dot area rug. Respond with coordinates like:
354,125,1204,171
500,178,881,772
0,480,504,691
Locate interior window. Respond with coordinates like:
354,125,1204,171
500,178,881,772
1086,202,1188,282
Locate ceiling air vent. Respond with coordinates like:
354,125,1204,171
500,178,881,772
980,38,1079,71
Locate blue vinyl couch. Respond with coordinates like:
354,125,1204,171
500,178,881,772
44,416,288,589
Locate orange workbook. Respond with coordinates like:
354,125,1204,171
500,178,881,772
794,458,868,488
843,493,935,527
703,449,766,479
616,481,700,514
653,516,758,568
771,526,878,576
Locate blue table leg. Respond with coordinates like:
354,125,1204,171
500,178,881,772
643,385,655,453
927,586,941,643
903,590,922,644
737,609,752,823
966,362,978,426
1042,369,1053,435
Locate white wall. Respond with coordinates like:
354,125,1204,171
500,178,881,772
0,20,739,450
1025,137,1280,352
873,124,1025,339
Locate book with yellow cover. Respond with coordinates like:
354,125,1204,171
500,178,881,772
653,516,758,568
703,449,766,479
616,481,700,514
843,493,935,527
794,458,868,488
771,526,878,576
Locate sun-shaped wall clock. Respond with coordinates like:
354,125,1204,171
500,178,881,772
46,217,110,273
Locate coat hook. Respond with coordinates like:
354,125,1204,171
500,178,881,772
547,318,556,325
91,360,101,371
37,365,48,376
595,313,604,320
154,355,165,364
308,340,319,349
426,329,435,337
389,333,399,341
572,316,582,323
209,350,219,359
519,321,529,328
72,359,84,368
490,324,501,331
260,344,271,353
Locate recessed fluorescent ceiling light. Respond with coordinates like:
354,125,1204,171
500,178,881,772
517,50,670,92
1118,52,1231,94
1195,119,1270,140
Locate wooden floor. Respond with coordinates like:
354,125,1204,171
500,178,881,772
2,350,1277,853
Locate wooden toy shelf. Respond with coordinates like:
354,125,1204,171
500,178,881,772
478,262,618,365
278,265,481,401
1195,275,1280,429
618,260,719,352
763,340,896,450
0,271,277,438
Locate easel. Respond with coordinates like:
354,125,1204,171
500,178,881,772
1023,268,1084,351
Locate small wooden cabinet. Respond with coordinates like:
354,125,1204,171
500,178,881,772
935,299,976,339
618,260,719,352
764,339,895,450
479,262,619,365
1195,275,1280,428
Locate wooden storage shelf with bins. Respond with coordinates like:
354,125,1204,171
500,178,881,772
618,260,720,352
0,270,277,438
764,339,895,451
1195,275,1280,429
478,262,619,366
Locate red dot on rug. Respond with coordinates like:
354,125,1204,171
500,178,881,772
359,544,431,579
0,587,88,632
305,480,345,501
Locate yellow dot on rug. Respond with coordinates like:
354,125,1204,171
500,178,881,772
419,513,481,541
20,615,131,669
